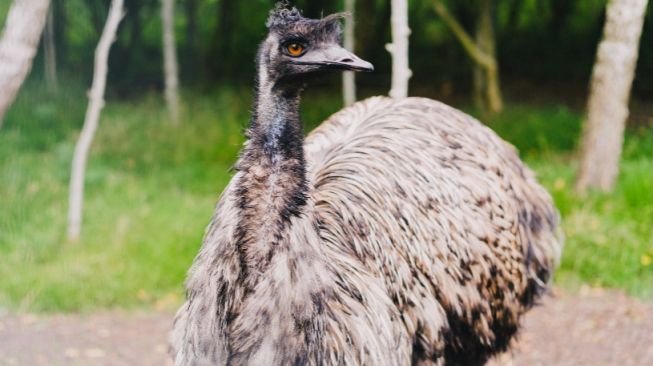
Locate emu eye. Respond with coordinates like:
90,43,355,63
286,43,305,57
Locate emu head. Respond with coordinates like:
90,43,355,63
257,6,373,90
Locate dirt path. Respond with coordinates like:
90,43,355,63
488,288,653,366
0,288,651,366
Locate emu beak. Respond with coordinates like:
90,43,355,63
298,44,374,72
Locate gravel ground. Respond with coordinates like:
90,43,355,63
0,288,651,366
488,287,653,366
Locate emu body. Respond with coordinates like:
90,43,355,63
170,7,561,366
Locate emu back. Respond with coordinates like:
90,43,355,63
307,96,561,364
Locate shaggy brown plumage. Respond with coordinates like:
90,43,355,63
170,6,562,366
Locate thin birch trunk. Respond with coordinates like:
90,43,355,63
473,0,502,113
43,5,58,92
387,0,411,99
67,0,125,241
0,0,51,128
161,0,180,125
342,0,356,106
432,0,503,113
576,0,648,193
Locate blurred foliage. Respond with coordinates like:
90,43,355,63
0,85,651,312
0,0,651,312
1,0,652,101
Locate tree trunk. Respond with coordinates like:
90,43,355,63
432,0,503,113
0,0,51,128
161,0,180,124
342,0,356,106
473,5,487,110
473,0,502,113
387,0,411,99
576,0,648,193
43,4,58,92
68,0,124,242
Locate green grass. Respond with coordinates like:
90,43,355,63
483,106,652,296
0,86,651,312
0,86,247,312
537,157,653,296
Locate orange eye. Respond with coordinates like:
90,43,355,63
287,43,304,56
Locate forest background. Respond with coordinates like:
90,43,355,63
0,0,651,312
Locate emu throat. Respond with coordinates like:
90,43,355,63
234,81,308,286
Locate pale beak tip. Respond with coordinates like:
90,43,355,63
345,57,374,72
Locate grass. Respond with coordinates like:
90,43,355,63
526,140,652,296
0,86,247,312
0,85,651,312
483,106,652,296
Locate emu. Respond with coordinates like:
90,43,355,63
170,6,562,366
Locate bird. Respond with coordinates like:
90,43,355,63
170,5,562,366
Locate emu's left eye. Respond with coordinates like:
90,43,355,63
286,43,305,57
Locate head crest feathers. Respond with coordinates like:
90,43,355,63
267,2,347,33
266,3,304,29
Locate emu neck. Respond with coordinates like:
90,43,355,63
235,76,308,288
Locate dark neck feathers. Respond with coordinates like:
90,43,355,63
234,62,309,289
